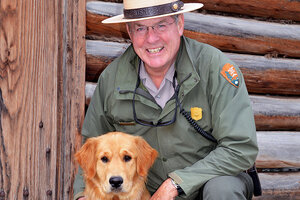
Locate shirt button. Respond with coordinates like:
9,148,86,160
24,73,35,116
156,95,161,99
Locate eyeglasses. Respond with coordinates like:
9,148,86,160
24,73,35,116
131,19,177,37
132,71,180,127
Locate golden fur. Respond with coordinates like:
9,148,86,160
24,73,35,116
75,132,158,200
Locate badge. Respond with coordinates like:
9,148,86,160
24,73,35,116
191,107,202,121
221,63,239,88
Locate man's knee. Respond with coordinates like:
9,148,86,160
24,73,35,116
202,173,253,200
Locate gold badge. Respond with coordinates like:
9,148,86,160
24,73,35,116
191,107,202,121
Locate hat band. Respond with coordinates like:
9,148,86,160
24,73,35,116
124,1,184,19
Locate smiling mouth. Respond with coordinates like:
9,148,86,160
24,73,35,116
147,47,163,53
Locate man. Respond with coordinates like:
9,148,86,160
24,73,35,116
74,0,258,199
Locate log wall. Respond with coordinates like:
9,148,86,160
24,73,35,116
185,0,300,22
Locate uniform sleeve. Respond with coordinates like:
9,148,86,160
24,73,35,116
73,166,86,200
169,52,258,196
82,76,115,138
73,75,115,199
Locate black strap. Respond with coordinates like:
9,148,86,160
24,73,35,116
124,1,184,19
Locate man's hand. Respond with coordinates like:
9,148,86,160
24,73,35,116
150,178,178,200
77,198,86,200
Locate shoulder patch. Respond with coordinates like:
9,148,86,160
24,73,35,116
220,63,239,88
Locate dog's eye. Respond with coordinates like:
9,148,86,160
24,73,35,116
101,156,109,163
123,155,132,162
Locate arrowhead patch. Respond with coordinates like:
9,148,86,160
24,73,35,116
221,63,239,88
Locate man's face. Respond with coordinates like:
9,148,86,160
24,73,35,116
126,15,184,71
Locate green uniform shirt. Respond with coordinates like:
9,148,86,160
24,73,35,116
73,36,258,199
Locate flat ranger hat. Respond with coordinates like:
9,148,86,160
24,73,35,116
102,0,203,24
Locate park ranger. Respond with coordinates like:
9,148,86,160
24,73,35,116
74,0,258,199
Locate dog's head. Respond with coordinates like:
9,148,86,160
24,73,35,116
75,132,158,196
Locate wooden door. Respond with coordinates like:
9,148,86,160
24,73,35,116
0,0,85,199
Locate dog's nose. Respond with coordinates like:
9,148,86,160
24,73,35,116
109,176,123,188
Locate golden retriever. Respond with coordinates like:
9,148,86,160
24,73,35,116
75,132,158,200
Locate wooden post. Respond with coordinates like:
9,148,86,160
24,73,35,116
0,0,86,199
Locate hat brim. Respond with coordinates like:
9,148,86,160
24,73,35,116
102,3,203,24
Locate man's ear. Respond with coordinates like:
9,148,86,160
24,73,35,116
75,137,98,179
177,14,184,36
126,23,133,40
135,137,158,177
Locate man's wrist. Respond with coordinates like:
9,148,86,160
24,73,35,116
170,178,184,196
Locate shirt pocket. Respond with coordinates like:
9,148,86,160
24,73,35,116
112,120,151,136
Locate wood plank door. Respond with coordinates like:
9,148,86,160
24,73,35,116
0,0,86,199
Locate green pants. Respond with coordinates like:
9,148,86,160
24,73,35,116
177,172,254,200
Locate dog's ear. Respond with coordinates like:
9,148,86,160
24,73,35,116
135,137,158,177
75,138,98,179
